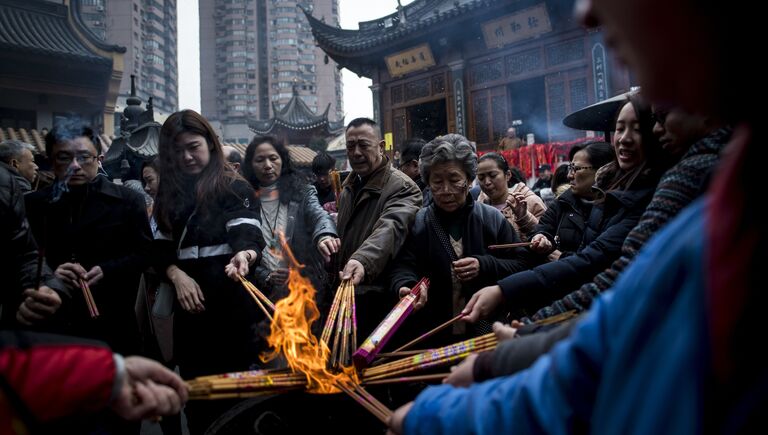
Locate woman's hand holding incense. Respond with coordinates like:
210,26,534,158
225,250,256,280
506,193,528,219
54,262,87,288
399,282,428,310
16,286,62,325
387,401,413,435
167,266,205,313
462,285,503,323
530,234,552,254
317,236,340,263
443,353,477,387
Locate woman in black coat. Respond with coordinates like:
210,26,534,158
153,110,266,434
390,134,529,346
242,136,339,314
529,141,615,260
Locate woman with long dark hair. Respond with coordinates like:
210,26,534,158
153,110,266,434
242,136,338,311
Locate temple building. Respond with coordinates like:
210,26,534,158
305,0,631,150
0,0,125,137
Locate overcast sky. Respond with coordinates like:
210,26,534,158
177,0,414,121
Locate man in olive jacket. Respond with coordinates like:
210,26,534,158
337,118,422,338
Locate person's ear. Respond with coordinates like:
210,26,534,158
10,158,20,170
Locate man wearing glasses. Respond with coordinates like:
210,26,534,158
24,121,152,357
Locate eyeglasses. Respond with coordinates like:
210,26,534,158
54,153,97,165
429,179,468,193
567,163,593,173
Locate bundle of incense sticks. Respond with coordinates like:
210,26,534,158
330,169,342,207
321,279,357,369
352,277,429,369
487,241,533,250
237,275,276,321
188,369,308,400
361,333,498,382
78,278,99,318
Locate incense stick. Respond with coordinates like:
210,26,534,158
391,313,466,353
334,380,392,424
375,350,432,358
362,373,449,386
487,242,533,250
237,275,276,311
79,279,99,318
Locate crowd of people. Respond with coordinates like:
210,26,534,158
2,0,763,432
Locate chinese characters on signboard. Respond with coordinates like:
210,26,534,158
481,3,552,48
385,44,436,78
592,43,609,101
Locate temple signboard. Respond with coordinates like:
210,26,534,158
481,4,552,48
385,44,436,78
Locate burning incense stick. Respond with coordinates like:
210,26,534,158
334,379,392,424
487,242,533,250
237,275,276,311
237,275,275,321
391,312,466,353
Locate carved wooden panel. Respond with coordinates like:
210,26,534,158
569,77,588,111
470,59,503,86
545,39,584,66
472,92,490,145
404,78,430,101
506,49,542,77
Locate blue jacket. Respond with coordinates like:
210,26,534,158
405,199,708,434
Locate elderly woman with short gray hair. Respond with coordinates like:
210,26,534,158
389,134,530,346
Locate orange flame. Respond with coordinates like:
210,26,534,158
261,232,349,393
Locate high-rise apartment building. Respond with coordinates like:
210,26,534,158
78,0,178,118
200,0,343,144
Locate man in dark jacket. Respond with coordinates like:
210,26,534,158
337,118,422,338
0,162,65,327
25,122,152,355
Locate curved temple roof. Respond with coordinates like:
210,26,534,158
249,90,344,136
302,0,500,55
0,0,124,64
